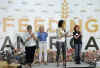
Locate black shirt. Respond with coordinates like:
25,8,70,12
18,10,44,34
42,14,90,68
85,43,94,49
73,31,82,44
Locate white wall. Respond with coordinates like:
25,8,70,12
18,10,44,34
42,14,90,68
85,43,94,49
0,0,100,51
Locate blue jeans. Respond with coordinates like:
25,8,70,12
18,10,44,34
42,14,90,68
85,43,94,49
74,44,82,63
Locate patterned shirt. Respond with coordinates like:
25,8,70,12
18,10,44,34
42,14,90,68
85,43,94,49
56,28,66,42
23,32,36,47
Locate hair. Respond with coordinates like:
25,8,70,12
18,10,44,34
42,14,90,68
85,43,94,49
27,25,32,30
74,25,80,31
58,20,64,28
39,25,44,31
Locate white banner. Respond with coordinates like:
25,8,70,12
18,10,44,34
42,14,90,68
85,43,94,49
0,0,100,51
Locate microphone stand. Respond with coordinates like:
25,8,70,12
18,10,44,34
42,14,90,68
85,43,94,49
64,30,67,68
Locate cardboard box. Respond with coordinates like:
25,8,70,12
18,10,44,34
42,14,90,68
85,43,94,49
0,61,8,68
96,62,100,68
8,63,20,68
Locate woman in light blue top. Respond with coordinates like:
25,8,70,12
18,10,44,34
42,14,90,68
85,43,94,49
37,25,48,65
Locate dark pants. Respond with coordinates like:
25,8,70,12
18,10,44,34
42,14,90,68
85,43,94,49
25,46,36,64
56,41,66,63
74,44,82,63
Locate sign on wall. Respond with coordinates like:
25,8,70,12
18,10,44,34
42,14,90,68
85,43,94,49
0,0,100,51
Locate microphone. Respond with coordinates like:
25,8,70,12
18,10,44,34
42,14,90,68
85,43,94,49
64,29,66,32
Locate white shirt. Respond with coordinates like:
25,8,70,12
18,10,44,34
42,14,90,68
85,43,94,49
23,32,36,47
56,28,66,42
4,47,12,54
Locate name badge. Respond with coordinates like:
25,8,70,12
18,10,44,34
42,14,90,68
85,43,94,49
76,33,78,35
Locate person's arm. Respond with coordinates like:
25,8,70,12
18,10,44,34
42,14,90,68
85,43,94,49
24,33,32,43
66,34,73,37
73,33,81,39
65,32,73,37
60,32,73,38
24,37,32,43
73,32,78,39
74,35,78,39
76,32,82,39
26,37,31,41
31,33,38,40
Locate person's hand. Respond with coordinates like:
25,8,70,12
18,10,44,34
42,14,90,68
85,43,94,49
74,35,78,39
77,32,82,38
65,32,68,37
31,33,37,40
31,33,34,37
27,37,31,41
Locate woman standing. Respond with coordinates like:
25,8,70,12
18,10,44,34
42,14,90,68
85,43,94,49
24,25,37,68
37,25,48,65
73,25,82,64
56,20,70,67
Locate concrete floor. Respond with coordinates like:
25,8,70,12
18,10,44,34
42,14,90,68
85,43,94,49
22,62,92,68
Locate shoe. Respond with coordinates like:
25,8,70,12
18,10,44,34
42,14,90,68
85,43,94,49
57,62,59,67
29,64,32,68
75,62,81,64
44,62,48,65
63,63,66,67
38,62,42,66
25,64,30,68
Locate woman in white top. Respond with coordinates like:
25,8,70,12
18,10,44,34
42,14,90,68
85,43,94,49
56,20,71,67
24,25,37,68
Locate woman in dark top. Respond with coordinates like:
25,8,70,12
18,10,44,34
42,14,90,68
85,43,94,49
73,25,82,64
